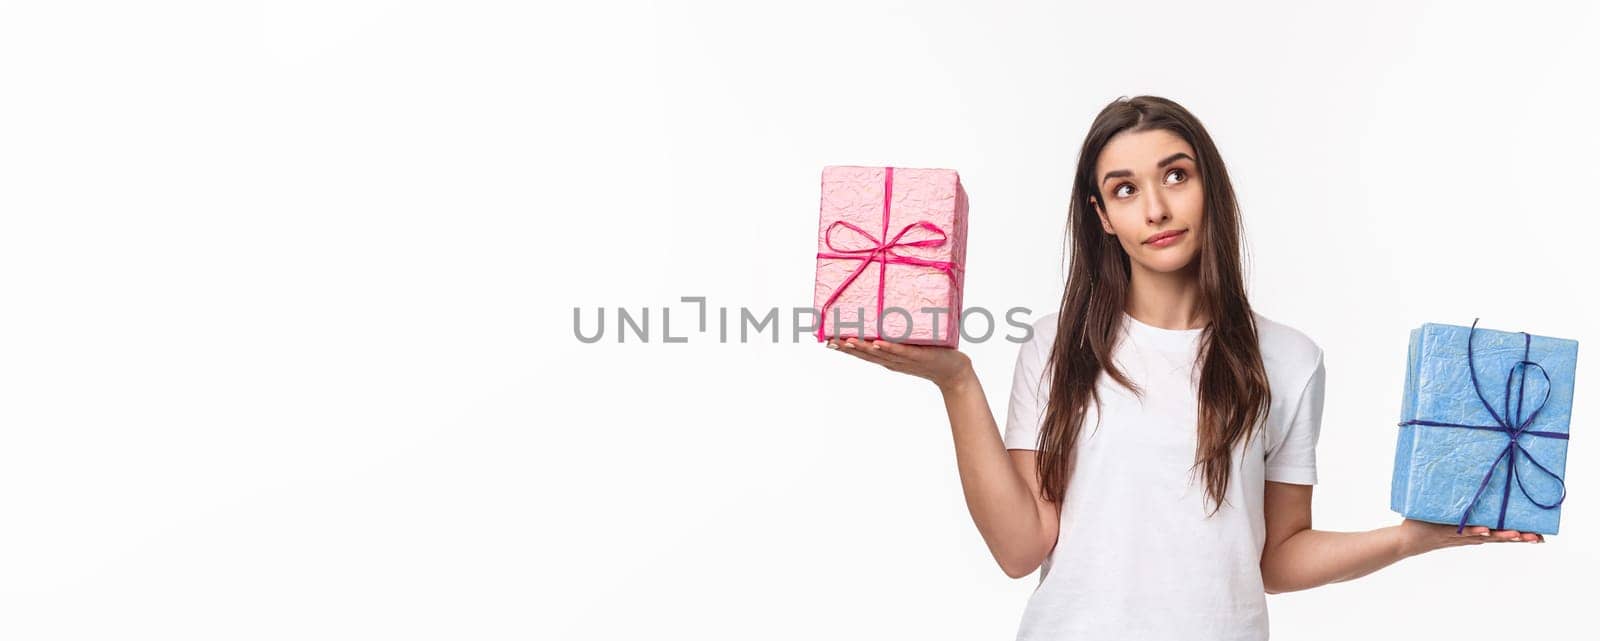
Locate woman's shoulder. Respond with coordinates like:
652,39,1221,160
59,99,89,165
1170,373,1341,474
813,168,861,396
1250,310,1323,378
1017,312,1061,355
1030,312,1061,341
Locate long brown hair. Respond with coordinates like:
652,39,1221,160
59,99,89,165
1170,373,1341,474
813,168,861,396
1035,96,1271,516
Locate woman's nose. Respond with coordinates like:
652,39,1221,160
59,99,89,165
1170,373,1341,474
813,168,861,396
1144,187,1171,224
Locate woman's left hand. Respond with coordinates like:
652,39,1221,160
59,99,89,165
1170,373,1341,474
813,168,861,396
1397,518,1543,557
825,337,975,391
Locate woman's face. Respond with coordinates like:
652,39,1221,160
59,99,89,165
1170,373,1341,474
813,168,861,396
1091,128,1204,274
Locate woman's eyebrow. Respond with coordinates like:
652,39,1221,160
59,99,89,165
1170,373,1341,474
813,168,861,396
1101,153,1197,185
1100,169,1133,186
1158,152,1196,167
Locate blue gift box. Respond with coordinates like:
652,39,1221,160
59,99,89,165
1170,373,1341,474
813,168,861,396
1391,319,1579,535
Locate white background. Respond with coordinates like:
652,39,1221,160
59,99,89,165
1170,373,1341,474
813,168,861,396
2,1,1597,639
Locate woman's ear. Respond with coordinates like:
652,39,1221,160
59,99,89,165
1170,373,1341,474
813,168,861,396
1091,196,1115,235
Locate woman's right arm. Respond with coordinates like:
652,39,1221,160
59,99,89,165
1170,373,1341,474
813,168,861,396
939,368,1061,577
829,337,1060,578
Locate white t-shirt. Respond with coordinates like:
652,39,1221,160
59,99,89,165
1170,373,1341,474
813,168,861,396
1002,310,1326,641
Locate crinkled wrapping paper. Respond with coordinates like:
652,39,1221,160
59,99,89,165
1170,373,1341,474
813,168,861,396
1391,322,1580,534
812,166,968,346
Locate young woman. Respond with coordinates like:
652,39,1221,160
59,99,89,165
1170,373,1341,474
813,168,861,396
825,95,1542,640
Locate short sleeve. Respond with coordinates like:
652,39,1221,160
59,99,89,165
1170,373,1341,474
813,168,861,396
1265,349,1325,485
1002,322,1052,451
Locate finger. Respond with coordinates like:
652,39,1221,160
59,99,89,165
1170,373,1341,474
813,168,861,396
846,337,887,353
1521,532,1542,543
1492,529,1522,541
866,339,915,363
1464,526,1492,537
838,338,882,359
871,338,908,357
831,337,873,359
843,338,905,365
873,339,932,363
841,338,897,367
830,337,872,354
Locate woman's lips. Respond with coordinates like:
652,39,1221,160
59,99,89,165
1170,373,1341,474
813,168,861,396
1144,229,1187,248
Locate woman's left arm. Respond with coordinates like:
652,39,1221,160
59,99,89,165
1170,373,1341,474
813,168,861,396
1258,481,1543,594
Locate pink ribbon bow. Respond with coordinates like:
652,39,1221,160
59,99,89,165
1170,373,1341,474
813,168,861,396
814,167,962,343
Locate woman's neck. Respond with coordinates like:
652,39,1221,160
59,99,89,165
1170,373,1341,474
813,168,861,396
1125,260,1207,331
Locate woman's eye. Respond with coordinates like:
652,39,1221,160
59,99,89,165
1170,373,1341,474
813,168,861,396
1114,183,1134,198
1164,169,1187,184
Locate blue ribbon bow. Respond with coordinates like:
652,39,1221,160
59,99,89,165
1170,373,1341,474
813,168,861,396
1397,318,1569,534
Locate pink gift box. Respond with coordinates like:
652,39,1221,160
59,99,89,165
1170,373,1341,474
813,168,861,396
813,165,968,347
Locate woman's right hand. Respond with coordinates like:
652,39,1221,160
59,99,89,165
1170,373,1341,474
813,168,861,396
826,337,976,392
1396,518,1543,557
